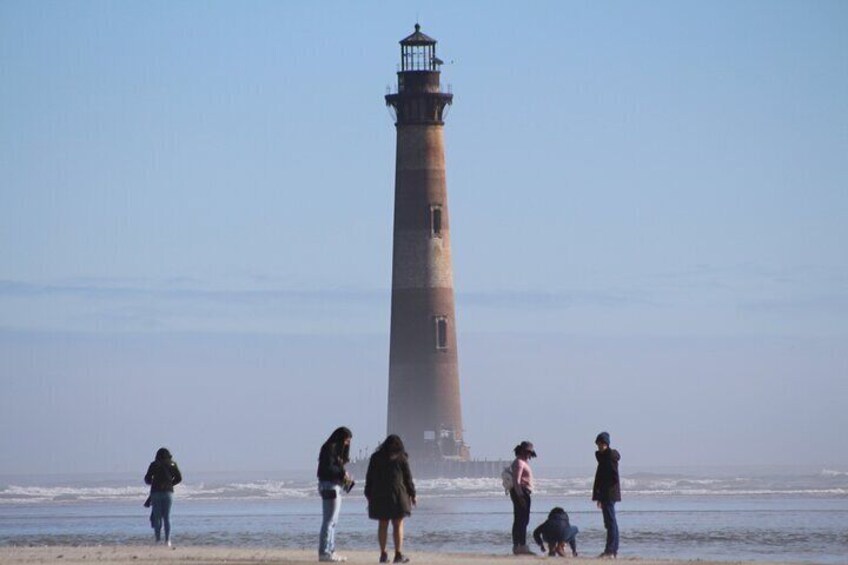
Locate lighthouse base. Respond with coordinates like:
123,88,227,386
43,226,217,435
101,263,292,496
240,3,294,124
347,457,510,480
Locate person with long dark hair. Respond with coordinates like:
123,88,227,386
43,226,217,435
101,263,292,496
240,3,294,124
509,441,537,555
317,426,353,563
143,447,182,547
364,434,416,563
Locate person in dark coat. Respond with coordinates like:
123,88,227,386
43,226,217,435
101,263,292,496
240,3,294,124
316,426,353,563
143,447,182,547
364,435,416,564
592,432,621,558
532,507,579,557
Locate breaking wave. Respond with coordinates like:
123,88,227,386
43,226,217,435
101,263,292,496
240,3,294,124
2,472,846,504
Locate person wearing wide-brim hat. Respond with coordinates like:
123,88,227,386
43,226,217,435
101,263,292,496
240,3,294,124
510,441,537,555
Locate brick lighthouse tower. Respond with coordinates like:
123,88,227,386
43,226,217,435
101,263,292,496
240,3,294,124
385,24,469,463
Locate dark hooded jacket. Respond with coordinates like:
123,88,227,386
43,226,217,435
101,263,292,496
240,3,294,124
144,449,182,493
592,448,621,502
317,441,348,485
533,510,576,546
364,450,416,520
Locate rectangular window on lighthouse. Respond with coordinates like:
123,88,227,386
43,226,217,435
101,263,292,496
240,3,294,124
435,316,448,350
430,205,443,237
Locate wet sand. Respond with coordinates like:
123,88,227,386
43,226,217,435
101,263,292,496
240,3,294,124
0,546,814,565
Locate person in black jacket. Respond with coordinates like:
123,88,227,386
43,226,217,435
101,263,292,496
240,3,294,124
144,447,182,547
364,435,416,564
592,432,621,558
317,426,353,563
532,507,579,557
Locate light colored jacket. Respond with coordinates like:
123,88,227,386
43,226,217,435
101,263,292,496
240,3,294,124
513,457,534,496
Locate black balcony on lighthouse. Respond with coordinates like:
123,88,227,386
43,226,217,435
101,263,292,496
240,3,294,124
386,24,453,126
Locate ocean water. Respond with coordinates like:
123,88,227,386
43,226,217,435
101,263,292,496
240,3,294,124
1,469,847,564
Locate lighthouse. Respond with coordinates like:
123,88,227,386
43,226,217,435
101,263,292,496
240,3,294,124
385,25,469,462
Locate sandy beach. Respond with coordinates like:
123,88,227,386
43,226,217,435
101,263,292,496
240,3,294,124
0,547,814,565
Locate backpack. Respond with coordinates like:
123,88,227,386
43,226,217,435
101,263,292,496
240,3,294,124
501,464,514,494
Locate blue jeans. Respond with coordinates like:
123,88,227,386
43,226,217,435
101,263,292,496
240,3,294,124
541,524,579,555
318,482,342,556
149,491,173,542
600,501,619,555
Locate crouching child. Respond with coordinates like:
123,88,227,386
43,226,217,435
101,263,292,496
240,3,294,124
533,507,579,557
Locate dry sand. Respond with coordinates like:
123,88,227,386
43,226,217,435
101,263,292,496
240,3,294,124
0,547,811,565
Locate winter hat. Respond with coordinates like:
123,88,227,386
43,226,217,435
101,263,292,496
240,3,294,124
595,432,611,446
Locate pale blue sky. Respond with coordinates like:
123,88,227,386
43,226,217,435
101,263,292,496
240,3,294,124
1,1,846,475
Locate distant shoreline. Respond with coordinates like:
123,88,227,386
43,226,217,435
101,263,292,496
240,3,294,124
0,546,821,565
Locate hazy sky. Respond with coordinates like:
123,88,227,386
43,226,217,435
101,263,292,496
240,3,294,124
1,1,846,476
